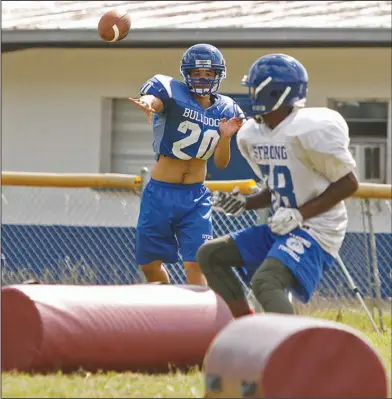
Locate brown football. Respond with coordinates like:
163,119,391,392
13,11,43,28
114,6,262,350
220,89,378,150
98,10,131,42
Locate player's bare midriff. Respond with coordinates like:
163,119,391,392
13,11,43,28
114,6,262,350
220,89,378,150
151,155,207,184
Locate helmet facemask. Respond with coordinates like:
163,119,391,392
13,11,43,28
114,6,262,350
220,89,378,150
181,68,226,96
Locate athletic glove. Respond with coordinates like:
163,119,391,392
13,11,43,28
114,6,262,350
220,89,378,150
268,207,303,235
212,187,247,217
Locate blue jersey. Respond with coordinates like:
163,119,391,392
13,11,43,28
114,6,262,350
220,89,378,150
140,74,244,160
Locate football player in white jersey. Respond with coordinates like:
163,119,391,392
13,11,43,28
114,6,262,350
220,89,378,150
196,53,359,318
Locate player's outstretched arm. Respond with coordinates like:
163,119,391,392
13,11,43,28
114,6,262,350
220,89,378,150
213,135,231,169
128,95,164,124
213,187,271,217
214,117,243,168
298,172,358,221
269,172,358,236
245,188,272,211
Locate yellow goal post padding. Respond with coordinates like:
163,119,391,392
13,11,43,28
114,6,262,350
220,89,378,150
1,172,391,199
1,172,143,190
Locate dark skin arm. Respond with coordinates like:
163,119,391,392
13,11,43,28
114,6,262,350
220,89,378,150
299,172,359,220
243,172,358,219
245,188,272,211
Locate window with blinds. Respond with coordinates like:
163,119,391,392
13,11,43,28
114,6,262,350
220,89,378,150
330,100,389,184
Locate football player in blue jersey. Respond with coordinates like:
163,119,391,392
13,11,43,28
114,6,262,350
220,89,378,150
129,43,244,286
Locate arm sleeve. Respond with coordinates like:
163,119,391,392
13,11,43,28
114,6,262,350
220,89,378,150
139,74,172,107
299,114,357,183
234,102,246,119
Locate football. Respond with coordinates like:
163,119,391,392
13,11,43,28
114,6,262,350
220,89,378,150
98,10,131,42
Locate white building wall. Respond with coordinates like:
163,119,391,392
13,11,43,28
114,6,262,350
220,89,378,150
2,47,391,173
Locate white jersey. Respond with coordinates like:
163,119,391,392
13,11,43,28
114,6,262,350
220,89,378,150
237,107,357,257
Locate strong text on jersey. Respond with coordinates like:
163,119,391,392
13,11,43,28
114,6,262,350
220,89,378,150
252,144,288,161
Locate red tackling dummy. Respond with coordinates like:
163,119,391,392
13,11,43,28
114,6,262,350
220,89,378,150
203,313,388,398
2,284,232,373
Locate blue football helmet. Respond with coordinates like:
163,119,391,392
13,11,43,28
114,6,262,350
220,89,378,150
180,43,226,96
242,53,308,115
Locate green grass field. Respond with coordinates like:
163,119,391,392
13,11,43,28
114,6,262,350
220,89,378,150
3,312,391,398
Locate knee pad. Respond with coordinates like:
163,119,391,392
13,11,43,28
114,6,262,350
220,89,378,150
251,270,279,299
251,259,289,298
196,241,215,273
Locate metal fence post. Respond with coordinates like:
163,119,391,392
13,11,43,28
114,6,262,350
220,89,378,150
140,167,149,194
365,198,385,332
360,199,374,315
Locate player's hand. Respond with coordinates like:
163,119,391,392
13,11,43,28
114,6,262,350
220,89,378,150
212,187,246,217
219,117,244,139
128,97,156,124
268,207,304,235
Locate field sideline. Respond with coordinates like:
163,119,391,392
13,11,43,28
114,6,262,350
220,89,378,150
3,313,391,398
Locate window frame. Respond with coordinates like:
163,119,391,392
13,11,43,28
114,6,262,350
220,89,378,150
328,98,390,184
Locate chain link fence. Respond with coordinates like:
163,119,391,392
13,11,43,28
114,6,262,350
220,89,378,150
1,182,391,330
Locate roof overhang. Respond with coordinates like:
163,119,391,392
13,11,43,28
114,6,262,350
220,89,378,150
2,27,391,52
